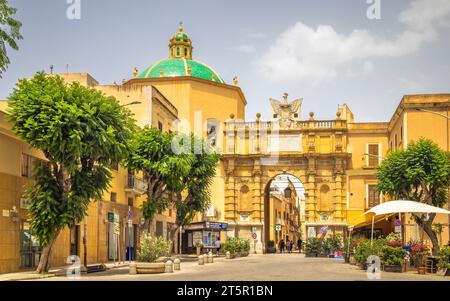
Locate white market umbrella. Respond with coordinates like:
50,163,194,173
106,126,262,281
361,200,450,244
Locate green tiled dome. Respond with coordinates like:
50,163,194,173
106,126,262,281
138,58,225,84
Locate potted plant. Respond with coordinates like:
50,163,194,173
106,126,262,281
437,246,450,276
304,237,322,257
130,234,172,274
410,243,429,271
354,240,371,269
194,240,204,256
222,237,237,259
326,235,342,258
381,241,407,273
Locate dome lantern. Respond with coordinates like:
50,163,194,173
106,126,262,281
169,22,193,59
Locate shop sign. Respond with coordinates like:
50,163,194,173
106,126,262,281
108,212,119,223
206,222,228,230
275,224,282,232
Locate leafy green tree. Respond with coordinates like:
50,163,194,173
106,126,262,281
7,72,135,273
377,139,450,255
125,126,192,230
0,0,22,76
171,134,220,253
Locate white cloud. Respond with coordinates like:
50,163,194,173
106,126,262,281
258,0,450,84
231,44,256,54
248,32,266,39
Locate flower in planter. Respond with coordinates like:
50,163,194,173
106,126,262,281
410,244,429,268
386,241,403,247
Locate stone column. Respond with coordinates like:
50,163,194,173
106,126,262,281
252,169,262,222
224,160,236,222
305,173,316,223
334,174,343,222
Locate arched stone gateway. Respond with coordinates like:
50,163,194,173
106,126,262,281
220,96,350,252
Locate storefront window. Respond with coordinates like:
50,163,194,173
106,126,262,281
20,221,42,268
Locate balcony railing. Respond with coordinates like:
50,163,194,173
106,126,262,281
125,175,147,195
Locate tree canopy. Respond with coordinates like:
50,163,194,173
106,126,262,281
0,0,22,76
125,126,192,227
377,138,450,255
7,72,135,272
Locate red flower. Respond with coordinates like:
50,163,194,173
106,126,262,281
411,244,428,252
386,241,403,247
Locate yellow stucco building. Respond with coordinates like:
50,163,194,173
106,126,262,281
0,24,449,273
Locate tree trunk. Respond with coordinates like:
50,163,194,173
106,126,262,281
140,219,151,234
36,231,59,274
423,220,440,256
171,224,181,255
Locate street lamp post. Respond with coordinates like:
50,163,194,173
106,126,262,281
415,108,450,239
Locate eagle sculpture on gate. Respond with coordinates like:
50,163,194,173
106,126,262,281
270,93,303,129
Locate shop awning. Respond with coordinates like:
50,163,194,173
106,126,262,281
349,213,395,230
362,200,450,217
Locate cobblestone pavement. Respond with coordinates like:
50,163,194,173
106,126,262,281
33,254,449,281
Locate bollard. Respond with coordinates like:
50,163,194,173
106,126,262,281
165,260,174,273
129,262,137,275
174,258,181,271
226,251,231,259
208,252,214,263
198,255,204,265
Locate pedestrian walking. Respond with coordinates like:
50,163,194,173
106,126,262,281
214,236,221,255
279,239,285,253
297,238,303,253
286,240,292,253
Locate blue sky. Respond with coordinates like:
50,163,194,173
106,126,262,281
1,0,449,122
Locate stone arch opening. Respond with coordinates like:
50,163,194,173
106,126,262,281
263,173,305,251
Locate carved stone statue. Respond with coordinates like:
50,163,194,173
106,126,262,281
270,93,303,128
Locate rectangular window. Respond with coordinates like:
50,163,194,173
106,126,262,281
368,144,380,167
127,197,134,207
395,134,398,149
21,154,31,177
110,192,117,203
158,121,163,131
155,221,164,237
367,185,380,208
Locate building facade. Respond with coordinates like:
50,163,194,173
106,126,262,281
0,24,449,273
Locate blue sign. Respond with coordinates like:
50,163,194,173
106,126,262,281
395,220,401,226
206,222,228,230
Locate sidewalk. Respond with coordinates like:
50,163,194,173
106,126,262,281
0,261,129,281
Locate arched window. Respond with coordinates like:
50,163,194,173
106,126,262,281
176,47,180,56
184,48,187,56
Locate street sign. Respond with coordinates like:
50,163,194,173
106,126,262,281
206,222,228,230
395,225,401,233
252,226,257,234
275,224,281,232
252,233,257,239
108,212,119,223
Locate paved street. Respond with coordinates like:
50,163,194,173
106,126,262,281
33,254,449,281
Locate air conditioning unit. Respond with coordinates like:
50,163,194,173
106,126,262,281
20,198,30,209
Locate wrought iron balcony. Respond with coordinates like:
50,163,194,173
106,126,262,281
125,175,147,195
